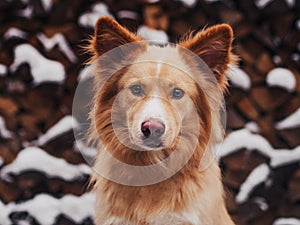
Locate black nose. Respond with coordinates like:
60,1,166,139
141,119,165,139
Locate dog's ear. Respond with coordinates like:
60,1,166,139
92,16,141,56
180,24,235,91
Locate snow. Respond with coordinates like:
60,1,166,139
40,0,52,12
78,66,92,81
34,115,79,146
10,44,65,85
271,146,300,167
117,10,138,20
236,164,270,203
0,116,13,139
0,147,91,181
276,107,300,130
273,218,300,225
37,33,77,63
79,3,114,28
285,0,295,8
220,128,300,167
0,64,7,76
204,0,220,3
74,140,97,159
255,0,273,9
0,156,3,167
137,25,169,44
0,192,95,225
227,65,251,90
176,0,197,7
0,200,11,225
18,5,33,18
266,68,296,92
296,19,300,31
245,122,260,133
3,27,27,40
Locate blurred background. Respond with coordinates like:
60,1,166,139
0,0,299,224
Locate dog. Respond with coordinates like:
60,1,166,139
87,16,237,225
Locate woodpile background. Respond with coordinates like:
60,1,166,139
0,0,299,224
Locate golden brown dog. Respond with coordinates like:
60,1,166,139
87,16,236,225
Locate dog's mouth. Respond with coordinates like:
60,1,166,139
142,136,163,149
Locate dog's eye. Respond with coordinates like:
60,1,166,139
172,88,184,99
130,84,143,95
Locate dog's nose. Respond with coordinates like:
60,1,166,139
141,119,165,139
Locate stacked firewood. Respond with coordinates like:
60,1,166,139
0,0,299,224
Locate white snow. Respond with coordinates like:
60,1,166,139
74,140,97,159
18,5,33,18
0,192,95,225
34,115,79,146
40,0,52,12
0,116,13,139
220,128,300,167
245,121,260,133
266,68,296,92
255,0,273,9
137,25,169,44
0,156,3,167
204,0,220,3
273,218,300,225
117,10,138,20
10,44,65,85
37,33,77,63
0,200,11,225
3,27,27,40
78,66,92,81
0,64,7,76
0,147,91,181
176,0,197,7
236,164,270,203
276,107,300,130
271,146,300,167
227,65,251,90
296,19,300,31
285,0,295,8
79,3,114,28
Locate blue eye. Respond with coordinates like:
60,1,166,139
130,84,143,95
172,88,184,99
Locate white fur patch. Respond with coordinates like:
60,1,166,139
181,210,201,225
140,97,166,124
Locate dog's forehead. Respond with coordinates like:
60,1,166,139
120,45,197,89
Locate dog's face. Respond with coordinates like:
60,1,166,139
89,17,234,166
116,60,198,151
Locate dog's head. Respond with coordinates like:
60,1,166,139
88,17,235,168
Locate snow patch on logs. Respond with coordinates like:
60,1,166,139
236,164,270,203
37,33,78,63
266,68,296,92
276,107,300,130
0,192,95,225
3,27,27,40
227,65,251,90
137,25,169,43
1,147,91,181
10,44,65,85
0,116,13,139
79,3,114,28
34,115,79,146
220,128,300,167
0,64,7,76
273,218,300,225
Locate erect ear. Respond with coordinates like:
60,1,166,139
91,16,142,56
180,24,235,92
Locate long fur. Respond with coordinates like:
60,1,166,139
87,17,237,225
